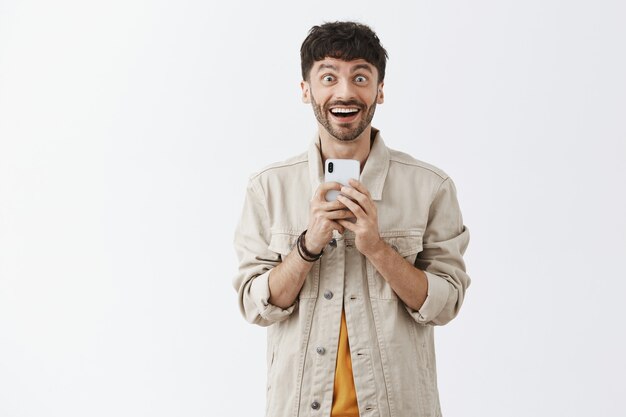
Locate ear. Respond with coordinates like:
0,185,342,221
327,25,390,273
376,82,385,104
301,80,311,104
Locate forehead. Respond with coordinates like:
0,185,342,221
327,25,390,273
312,57,376,74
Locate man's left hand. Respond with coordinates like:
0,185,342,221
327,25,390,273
336,179,384,257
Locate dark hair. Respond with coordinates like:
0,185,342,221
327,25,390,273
300,21,388,82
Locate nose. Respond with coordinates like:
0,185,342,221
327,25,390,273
334,78,357,101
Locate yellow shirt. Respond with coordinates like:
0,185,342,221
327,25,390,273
331,307,359,416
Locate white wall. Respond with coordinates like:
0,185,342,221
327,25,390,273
1,1,625,416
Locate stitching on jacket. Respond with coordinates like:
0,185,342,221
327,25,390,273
387,157,449,180
249,154,308,181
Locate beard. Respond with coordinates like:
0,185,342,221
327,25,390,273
310,95,377,142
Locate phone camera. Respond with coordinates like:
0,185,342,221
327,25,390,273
328,162,334,173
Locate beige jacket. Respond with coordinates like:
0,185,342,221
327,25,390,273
233,131,470,417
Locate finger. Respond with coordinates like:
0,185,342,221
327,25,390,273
327,220,345,234
307,220,344,246
314,182,342,201
337,219,356,232
339,186,372,214
337,194,366,219
318,199,348,212
348,178,371,197
326,209,355,220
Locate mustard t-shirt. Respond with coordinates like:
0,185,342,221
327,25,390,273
331,307,359,416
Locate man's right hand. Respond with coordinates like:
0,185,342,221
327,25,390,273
304,182,355,254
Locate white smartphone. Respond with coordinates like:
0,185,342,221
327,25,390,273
324,159,360,202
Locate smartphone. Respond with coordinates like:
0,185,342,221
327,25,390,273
324,159,360,202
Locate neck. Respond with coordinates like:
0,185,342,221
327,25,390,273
318,126,375,172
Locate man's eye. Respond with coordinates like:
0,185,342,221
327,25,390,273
323,75,335,82
355,75,367,83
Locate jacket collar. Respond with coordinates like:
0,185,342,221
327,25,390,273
308,128,390,201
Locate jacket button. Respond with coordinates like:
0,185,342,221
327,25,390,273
316,346,325,355
311,401,320,410
329,238,337,247
324,290,333,300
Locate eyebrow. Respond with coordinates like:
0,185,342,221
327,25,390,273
315,63,374,73
317,63,338,72
350,64,373,73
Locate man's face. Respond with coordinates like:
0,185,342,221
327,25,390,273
301,58,384,142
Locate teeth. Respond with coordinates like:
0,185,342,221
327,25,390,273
331,108,359,114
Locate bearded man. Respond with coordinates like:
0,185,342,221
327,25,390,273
233,21,471,417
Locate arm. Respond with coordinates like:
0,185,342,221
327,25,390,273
268,182,354,308
266,248,315,309
338,177,470,326
233,179,353,324
362,239,429,311
233,179,293,326
336,179,428,311
410,177,470,325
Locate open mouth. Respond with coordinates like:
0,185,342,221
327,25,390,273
329,107,361,119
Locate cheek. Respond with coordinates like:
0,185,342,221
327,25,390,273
359,89,378,105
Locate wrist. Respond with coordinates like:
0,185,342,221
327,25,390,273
362,236,386,259
302,230,325,254
304,238,324,255
297,230,323,262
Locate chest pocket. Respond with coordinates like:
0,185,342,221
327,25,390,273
268,231,320,299
366,230,423,300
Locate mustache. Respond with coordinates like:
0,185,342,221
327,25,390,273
324,100,366,111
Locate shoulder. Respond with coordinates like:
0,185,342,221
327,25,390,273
248,151,308,181
386,146,450,182
246,151,310,196
382,144,461,216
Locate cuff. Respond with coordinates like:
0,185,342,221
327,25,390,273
406,271,450,324
248,269,296,322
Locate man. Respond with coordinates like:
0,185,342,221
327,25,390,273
233,21,470,417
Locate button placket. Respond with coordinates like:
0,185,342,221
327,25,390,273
309,231,343,415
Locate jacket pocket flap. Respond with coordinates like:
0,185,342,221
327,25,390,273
268,232,299,256
381,232,423,257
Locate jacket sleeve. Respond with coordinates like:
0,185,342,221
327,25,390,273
406,177,471,326
232,178,296,327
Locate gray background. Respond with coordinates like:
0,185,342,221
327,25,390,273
1,0,625,416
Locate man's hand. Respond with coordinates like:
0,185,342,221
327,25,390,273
336,179,384,257
305,182,354,254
